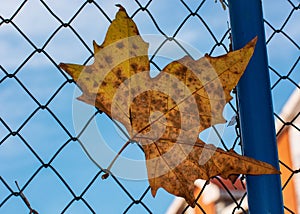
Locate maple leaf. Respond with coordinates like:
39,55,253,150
60,5,280,206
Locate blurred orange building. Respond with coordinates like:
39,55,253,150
167,86,300,214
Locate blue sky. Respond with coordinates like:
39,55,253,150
1,0,299,213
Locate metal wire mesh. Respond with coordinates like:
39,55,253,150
264,0,300,213
0,0,299,213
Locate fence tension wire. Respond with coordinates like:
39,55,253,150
228,0,284,213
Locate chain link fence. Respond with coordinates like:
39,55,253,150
265,0,300,213
0,0,299,213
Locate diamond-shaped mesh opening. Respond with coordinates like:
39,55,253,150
16,58,66,104
18,109,70,162
21,169,73,213
1,0,299,213
0,136,41,187
11,0,60,47
0,24,34,71
0,79,37,130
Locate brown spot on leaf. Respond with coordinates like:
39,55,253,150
116,42,124,49
85,67,93,73
105,56,113,64
115,68,122,78
130,88,136,95
204,75,211,81
93,81,99,88
174,69,181,76
172,82,178,89
130,63,138,72
132,43,138,49
188,77,193,82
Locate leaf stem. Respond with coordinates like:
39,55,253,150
15,181,39,214
102,140,131,179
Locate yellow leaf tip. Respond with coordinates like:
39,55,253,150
247,36,258,48
93,40,101,52
190,200,197,208
275,169,281,174
150,187,158,197
76,94,92,104
115,4,125,11
262,162,281,175
59,63,67,70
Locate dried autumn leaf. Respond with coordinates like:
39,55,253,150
60,5,280,207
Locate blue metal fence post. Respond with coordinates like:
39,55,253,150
228,0,284,213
